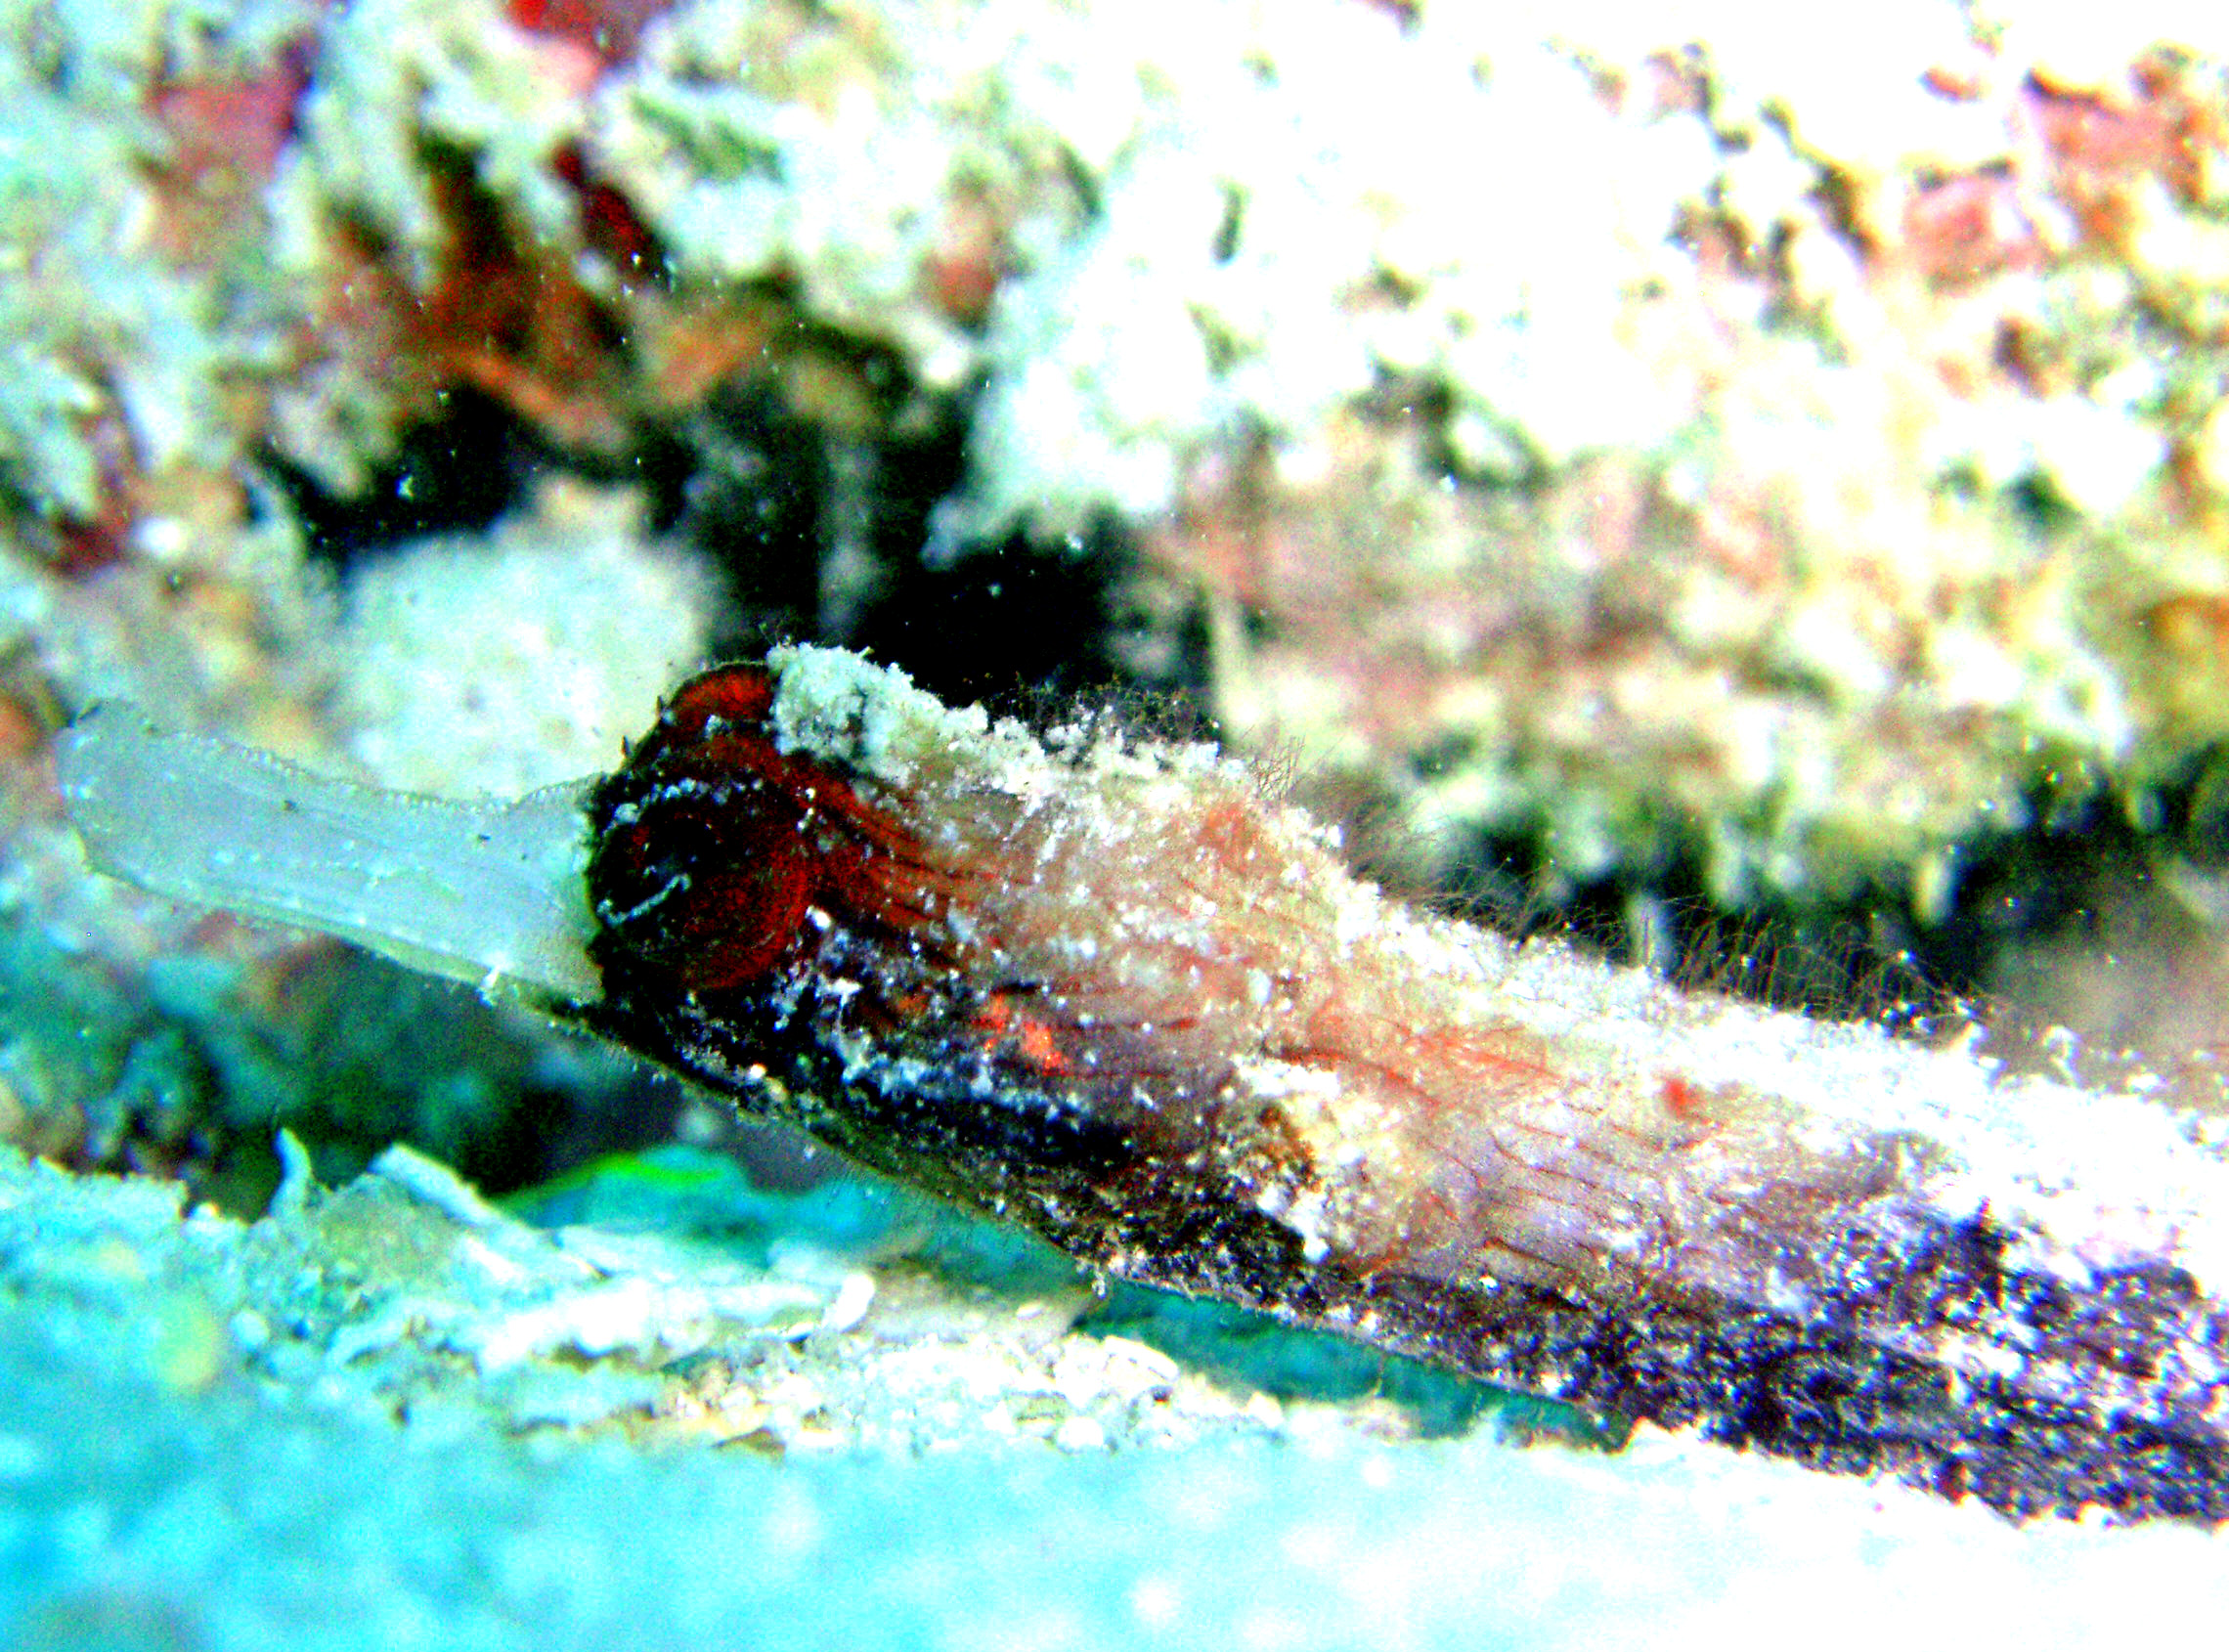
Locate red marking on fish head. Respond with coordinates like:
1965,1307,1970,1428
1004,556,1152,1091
589,665,940,997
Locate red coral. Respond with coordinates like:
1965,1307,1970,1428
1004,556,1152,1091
2022,58,2227,243
148,54,313,201
922,187,1011,329
508,0,673,69
1901,168,2044,287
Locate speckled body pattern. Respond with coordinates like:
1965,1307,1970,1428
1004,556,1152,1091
582,648,2229,1521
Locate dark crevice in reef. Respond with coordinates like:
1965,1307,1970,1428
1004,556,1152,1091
651,376,1195,717
261,300,1214,735
267,385,555,568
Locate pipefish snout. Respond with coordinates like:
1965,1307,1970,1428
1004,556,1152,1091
54,643,2229,1521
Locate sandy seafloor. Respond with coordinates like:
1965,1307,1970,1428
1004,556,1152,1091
11,1337,2229,1652
2,1133,2228,1652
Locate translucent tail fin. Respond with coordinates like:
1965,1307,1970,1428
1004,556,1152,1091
55,707,602,1006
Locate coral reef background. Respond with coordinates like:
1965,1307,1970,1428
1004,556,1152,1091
13,0,2229,1642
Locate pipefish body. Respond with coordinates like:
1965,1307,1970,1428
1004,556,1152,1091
55,643,2229,1521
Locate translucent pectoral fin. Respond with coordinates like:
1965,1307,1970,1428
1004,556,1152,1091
55,706,602,1007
